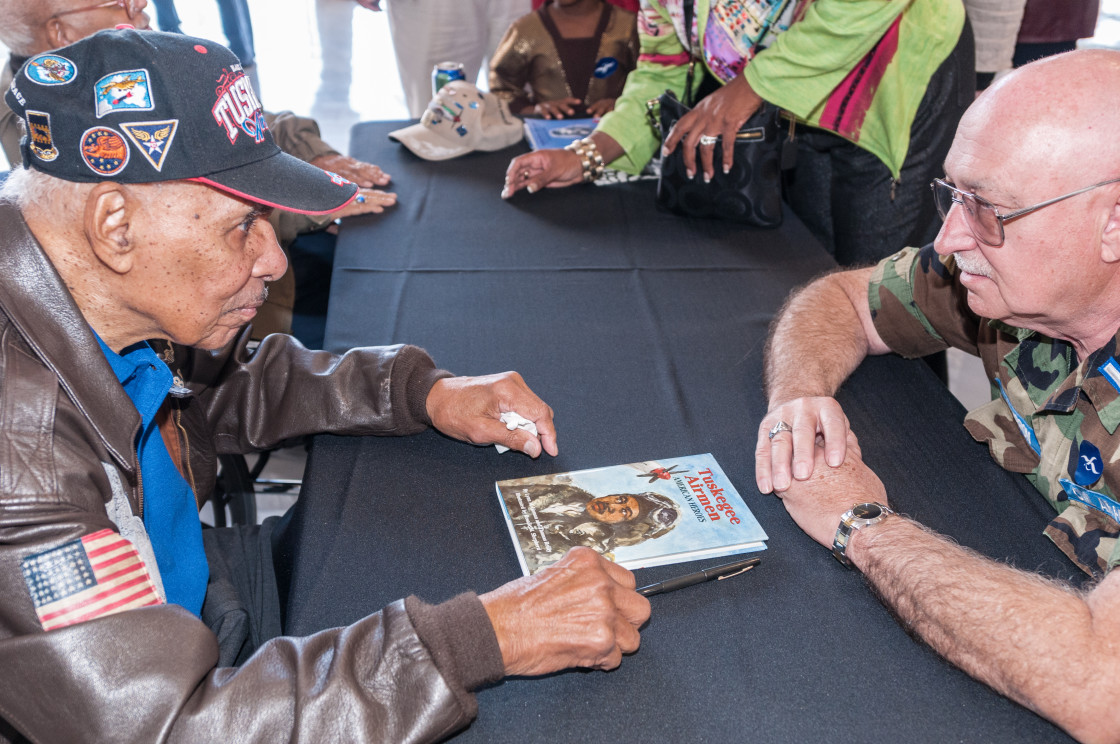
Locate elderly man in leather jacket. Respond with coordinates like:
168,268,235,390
0,30,649,743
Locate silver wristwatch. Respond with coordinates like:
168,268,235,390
832,502,895,568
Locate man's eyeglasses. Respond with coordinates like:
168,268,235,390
931,176,1120,247
50,0,140,20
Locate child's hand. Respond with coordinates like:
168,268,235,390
586,98,617,117
534,98,582,119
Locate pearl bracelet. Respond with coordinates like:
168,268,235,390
564,137,605,183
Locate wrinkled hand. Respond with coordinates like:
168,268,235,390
755,396,853,494
480,547,650,676
352,0,381,10
332,189,397,219
311,153,391,188
662,73,764,182
533,97,582,119
775,441,888,549
425,372,558,457
501,149,584,199
585,98,616,117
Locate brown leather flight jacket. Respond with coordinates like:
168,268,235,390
0,200,491,742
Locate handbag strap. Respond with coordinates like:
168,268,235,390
681,0,792,106
682,0,697,106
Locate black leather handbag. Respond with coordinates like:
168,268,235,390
649,91,783,227
648,0,784,227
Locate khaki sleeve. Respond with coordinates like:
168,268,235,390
489,21,534,112
264,110,338,163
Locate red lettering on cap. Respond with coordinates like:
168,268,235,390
194,45,208,53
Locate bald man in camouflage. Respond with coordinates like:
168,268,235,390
754,49,1120,743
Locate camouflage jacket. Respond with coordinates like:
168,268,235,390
868,244,1120,576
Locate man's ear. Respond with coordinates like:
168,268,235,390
84,182,136,274
1102,196,1120,265
44,17,75,48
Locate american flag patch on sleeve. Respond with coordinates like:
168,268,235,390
21,529,163,631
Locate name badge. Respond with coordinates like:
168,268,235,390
1099,356,1120,394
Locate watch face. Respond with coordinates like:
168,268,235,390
852,503,883,520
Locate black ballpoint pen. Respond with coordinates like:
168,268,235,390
636,556,762,597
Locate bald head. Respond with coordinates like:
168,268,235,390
957,50,1120,195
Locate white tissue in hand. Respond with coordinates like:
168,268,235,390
495,411,538,453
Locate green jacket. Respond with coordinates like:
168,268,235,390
597,0,964,178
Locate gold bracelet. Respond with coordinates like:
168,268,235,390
564,137,605,183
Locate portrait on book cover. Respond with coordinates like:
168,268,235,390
517,483,681,569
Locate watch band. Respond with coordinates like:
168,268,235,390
832,502,895,568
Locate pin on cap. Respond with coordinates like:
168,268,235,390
5,28,357,215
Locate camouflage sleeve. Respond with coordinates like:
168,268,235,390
868,244,983,358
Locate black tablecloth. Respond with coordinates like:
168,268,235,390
281,122,1079,743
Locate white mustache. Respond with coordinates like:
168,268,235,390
953,252,992,278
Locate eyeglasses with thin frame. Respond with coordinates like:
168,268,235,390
50,0,138,20
930,176,1120,247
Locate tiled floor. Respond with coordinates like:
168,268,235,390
6,1,1120,519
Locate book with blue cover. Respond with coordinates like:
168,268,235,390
495,454,768,575
522,116,598,150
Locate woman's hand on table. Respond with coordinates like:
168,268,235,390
425,372,558,457
310,153,391,188
501,149,585,198
662,72,765,183
755,396,855,495
333,189,397,219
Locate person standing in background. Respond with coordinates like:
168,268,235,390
1014,0,1100,66
504,0,974,269
489,0,638,119
964,0,1027,90
534,0,638,11
353,0,531,118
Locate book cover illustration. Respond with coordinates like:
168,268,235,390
522,117,598,150
495,454,768,575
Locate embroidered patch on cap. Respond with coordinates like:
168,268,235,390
21,529,162,631
25,110,59,162
24,54,77,85
211,66,267,144
94,69,153,118
81,126,130,175
8,79,25,107
120,119,178,171
593,57,620,78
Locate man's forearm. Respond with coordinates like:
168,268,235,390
763,268,877,406
850,518,1120,744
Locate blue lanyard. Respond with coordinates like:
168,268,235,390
997,378,1120,521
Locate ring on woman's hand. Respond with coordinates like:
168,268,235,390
521,169,531,179
699,134,720,146
768,420,793,440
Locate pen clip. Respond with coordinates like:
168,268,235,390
716,564,756,581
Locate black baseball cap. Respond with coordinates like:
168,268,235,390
4,27,357,215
